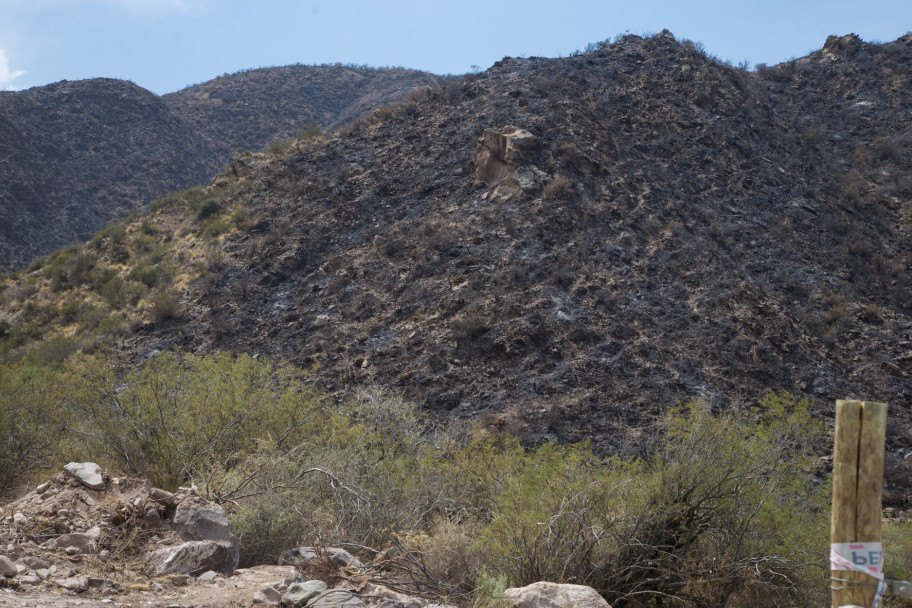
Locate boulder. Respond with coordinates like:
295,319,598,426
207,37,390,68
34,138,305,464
170,492,239,574
503,582,611,608
0,555,16,577
307,589,367,608
145,540,233,577
54,533,96,554
279,546,363,569
280,580,327,607
149,487,178,506
63,462,105,490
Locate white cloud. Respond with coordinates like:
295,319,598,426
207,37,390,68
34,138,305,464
0,49,25,90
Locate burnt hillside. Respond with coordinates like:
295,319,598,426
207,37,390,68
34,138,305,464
3,31,912,500
0,66,444,270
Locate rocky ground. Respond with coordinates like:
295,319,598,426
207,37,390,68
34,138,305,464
0,464,609,608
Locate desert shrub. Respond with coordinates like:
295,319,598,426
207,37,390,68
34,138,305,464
93,313,127,337
211,390,828,606
299,122,323,140
148,292,180,323
128,260,171,289
63,351,323,490
90,222,127,250
150,192,182,213
0,361,71,499
44,250,98,291
194,197,220,223
471,570,511,608
58,300,83,324
0,318,9,340
201,217,231,239
471,393,829,606
27,335,80,367
884,520,912,582
543,176,573,200
267,139,294,156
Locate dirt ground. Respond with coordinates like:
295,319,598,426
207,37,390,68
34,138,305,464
0,564,300,608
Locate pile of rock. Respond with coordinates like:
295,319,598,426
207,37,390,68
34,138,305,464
0,461,238,588
0,463,612,608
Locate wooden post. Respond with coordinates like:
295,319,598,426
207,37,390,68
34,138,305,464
831,400,887,608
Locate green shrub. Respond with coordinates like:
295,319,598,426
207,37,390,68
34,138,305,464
149,292,179,323
93,313,127,337
128,262,170,289
6,345,828,606
90,222,127,250
267,139,294,156
0,362,71,499
63,351,321,490
44,251,98,291
471,570,511,608
884,520,912,583
27,335,80,367
201,218,231,239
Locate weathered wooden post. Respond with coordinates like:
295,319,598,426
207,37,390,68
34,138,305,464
831,400,887,608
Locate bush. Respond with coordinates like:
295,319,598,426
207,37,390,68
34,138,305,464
267,139,294,156
0,362,71,498
149,292,180,323
27,335,80,367
8,346,829,606
543,176,573,200
194,197,220,222
201,218,231,239
209,389,828,607
63,351,322,490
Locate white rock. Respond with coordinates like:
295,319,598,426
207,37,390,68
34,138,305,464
503,582,612,608
63,462,106,490
35,483,50,494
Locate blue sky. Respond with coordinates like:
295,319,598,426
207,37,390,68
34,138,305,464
0,0,910,94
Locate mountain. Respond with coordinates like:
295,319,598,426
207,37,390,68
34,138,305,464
0,78,215,270
2,31,911,499
162,64,447,161
0,66,447,270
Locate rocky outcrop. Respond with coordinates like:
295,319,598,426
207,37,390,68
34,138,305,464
474,126,539,185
